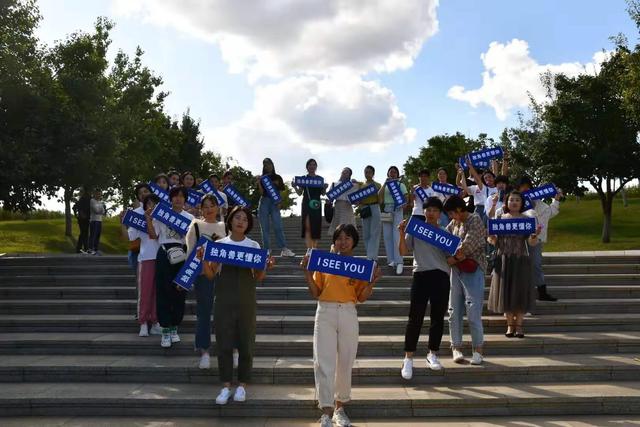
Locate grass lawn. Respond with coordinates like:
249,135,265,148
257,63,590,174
0,198,638,254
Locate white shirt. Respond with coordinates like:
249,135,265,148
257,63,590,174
186,219,227,256
153,210,195,246
524,199,560,243
127,207,160,262
411,185,437,216
330,180,360,202
468,184,498,212
216,235,261,249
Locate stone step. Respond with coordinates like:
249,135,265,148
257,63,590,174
2,313,638,334
1,331,638,357
1,298,638,316
2,354,639,385
2,284,639,301
2,381,640,418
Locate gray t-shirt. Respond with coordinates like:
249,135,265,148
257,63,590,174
405,232,450,274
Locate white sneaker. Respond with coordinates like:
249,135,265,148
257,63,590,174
138,324,149,337
319,414,333,427
215,387,232,405
233,385,246,402
281,248,295,257
332,407,352,427
199,353,210,370
395,263,403,275
233,349,239,368
160,332,171,348
400,357,413,380
149,323,162,335
452,349,465,364
470,351,483,365
387,262,395,267
170,328,180,343
427,352,443,370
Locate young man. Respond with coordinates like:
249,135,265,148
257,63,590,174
517,176,562,302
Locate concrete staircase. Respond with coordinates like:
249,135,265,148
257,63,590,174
1,217,640,420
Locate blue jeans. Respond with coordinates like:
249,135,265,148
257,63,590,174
382,207,403,265
361,204,382,261
194,275,215,351
127,250,138,273
258,196,287,251
448,266,485,349
89,220,102,251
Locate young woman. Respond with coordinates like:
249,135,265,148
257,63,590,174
398,197,451,378
457,157,498,224
153,173,170,192
488,191,541,338
435,167,452,227
167,170,180,188
301,224,382,427
486,175,510,219
88,189,106,255
180,171,199,217
257,158,295,257
186,195,227,369
293,159,327,249
327,167,359,236
409,169,436,221
358,165,382,261
200,206,274,405
128,193,161,337
207,174,228,221
443,195,486,365
378,166,408,276
145,185,194,348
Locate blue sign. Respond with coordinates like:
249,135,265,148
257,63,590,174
432,182,462,197
151,204,191,236
261,175,282,203
523,197,533,210
198,181,226,206
405,216,461,255
459,147,504,170
523,183,557,201
386,180,406,208
173,237,207,291
488,217,537,235
415,186,430,202
148,181,170,204
203,241,268,270
223,184,250,207
187,189,203,207
122,209,148,233
347,183,378,204
307,249,376,282
294,176,325,188
327,180,354,201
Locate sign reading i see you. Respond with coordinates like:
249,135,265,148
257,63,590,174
173,237,208,291
294,176,325,188
203,241,268,270
347,183,378,204
151,204,191,236
405,216,461,255
261,175,282,203
488,217,537,235
307,249,376,282
326,180,354,201
122,209,148,233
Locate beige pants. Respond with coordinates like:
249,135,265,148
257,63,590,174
313,301,359,409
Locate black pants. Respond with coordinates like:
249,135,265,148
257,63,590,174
76,218,89,252
155,246,187,329
404,269,450,352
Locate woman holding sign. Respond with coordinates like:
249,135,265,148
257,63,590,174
327,167,359,236
301,224,382,427
145,185,195,349
180,171,199,217
409,169,436,221
487,191,540,338
257,158,296,257
200,206,274,405
378,166,408,276
293,158,327,249
358,165,383,262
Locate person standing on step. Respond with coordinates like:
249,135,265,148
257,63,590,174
180,171,200,217
327,167,359,236
73,187,91,254
145,185,194,349
128,192,162,337
457,158,499,225
435,167,453,227
516,176,562,302
378,166,408,276
486,175,511,219
293,158,327,250
257,158,296,257
88,189,106,255
301,224,382,427
398,197,451,378
409,169,436,222
200,206,274,405
487,191,541,338
358,165,383,262
186,194,228,370
443,195,486,365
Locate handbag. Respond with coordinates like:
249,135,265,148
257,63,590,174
357,205,372,219
324,201,334,224
163,244,187,265
457,258,478,273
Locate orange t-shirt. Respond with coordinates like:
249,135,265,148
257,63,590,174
313,271,370,303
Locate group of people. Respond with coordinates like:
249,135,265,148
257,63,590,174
73,188,107,255
115,154,562,427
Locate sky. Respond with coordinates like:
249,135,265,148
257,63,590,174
35,0,638,211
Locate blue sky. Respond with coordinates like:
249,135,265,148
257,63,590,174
35,0,637,209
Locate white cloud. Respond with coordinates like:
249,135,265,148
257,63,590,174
112,0,439,79
447,39,608,120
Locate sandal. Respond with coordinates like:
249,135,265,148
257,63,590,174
515,322,525,339
505,320,515,338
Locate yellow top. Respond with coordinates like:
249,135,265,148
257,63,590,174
359,180,382,205
313,271,370,304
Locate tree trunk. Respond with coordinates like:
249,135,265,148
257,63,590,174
64,186,73,238
621,187,628,207
600,193,613,244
